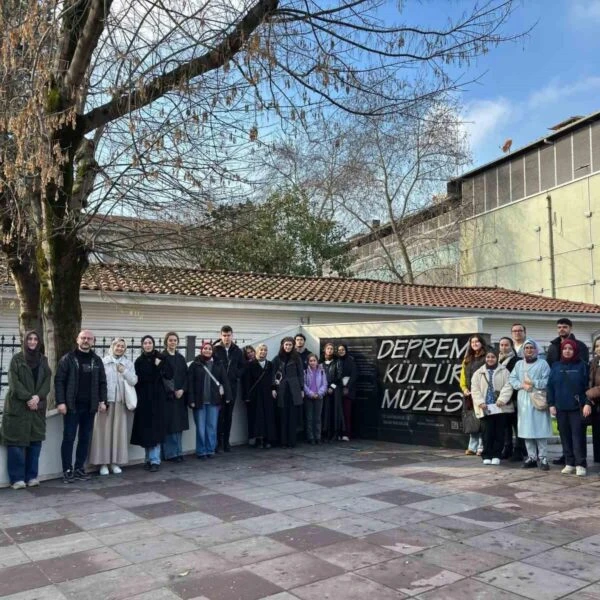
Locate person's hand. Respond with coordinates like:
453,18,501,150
495,400,505,407
522,381,533,392
31,395,39,403
57,403,67,415
154,357,161,366
549,406,557,417
219,385,225,396
175,389,184,399
313,393,319,400
478,403,486,410
327,388,333,395
189,402,196,408
583,405,592,418
117,364,125,374
98,402,107,413
27,399,38,410
463,390,471,397
272,390,277,399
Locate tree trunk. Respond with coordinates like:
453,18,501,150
10,259,43,338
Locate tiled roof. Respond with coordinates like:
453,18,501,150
72,264,600,314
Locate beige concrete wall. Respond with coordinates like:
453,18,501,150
459,172,600,303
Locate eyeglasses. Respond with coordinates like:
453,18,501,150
511,329,524,333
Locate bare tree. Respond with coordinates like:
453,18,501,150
0,0,522,368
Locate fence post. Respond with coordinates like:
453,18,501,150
185,336,196,361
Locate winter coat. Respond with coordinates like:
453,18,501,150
162,351,189,434
131,352,174,448
55,350,107,412
321,358,345,437
244,359,277,441
102,354,137,404
272,354,304,408
304,366,328,398
459,354,486,394
297,348,312,371
338,355,358,400
587,356,600,403
212,343,245,402
509,358,552,439
546,334,589,367
1,352,51,446
470,363,514,419
187,358,231,407
547,360,589,411
500,353,521,407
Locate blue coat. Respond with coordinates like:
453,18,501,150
509,358,552,439
547,360,588,411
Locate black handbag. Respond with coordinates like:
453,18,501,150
462,409,481,434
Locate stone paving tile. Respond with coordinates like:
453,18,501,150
291,572,408,600
307,475,360,488
0,530,13,546
463,530,554,559
0,544,30,568
251,494,317,512
129,500,198,520
325,496,398,514
112,533,197,563
245,551,344,589
356,555,464,596
0,562,51,596
269,524,352,551
402,471,456,483
69,508,141,530
0,585,69,600
151,510,222,532
367,506,437,527
223,487,288,502
19,531,103,562
126,590,182,600
236,513,308,535
138,548,236,584
309,539,398,571
413,540,511,576
363,527,448,555
58,564,162,600
451,507,526,529
318,514,396,537
0,508,63,529
210,536,295,566
415,577,529,599
170,568,283,600
367,489,432,506
566,533,600,556
4,518,81,544
88,520,166,546
524,547,600,583
403,516,490,542
270,481,325,495
562,582,600,600
110,492,173,508
491,499,559,519
405,493,499,516
475,562,589,600
26,490,106,506
54,499,119,518
501,519,586,546
541,507,600,533
283,503,355,524
178,522,255,547
35,547,131,583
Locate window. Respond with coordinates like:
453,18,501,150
525,150,540,196
555,136,572,185
474,175,485,215
498,163,511,205
591,121,600,173
540,144,555,190
462,179,474,217
510,158,525,202
573,127,591,177
485,169,497,210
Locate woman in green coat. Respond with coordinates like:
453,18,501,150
1,331,51,489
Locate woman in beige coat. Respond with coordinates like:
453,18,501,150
471,347,514,466
89,338,137,475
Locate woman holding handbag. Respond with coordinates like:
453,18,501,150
548,339,589,477
460,334,487,456
187,342,231,458
509,339,552,470
90,338,137,475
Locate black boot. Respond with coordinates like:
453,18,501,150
501,445,513,460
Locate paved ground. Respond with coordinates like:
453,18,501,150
1,441,600,600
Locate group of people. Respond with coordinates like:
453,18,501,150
1,327,357,488
460,318,599,476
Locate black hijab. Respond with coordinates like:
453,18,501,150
140,335,159,359
23,330,42,369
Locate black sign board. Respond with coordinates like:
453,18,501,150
324,333,488,448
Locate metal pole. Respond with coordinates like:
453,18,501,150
546,194,556,298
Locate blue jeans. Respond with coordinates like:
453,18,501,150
162,432,183,460
193,405,219,456
468,434,483,453
145,444,161,465
61,407,95,471
7,442,42,484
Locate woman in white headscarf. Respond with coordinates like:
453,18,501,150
89,338,137,475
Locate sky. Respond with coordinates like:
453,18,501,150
392,0,600,167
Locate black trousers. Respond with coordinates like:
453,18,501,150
61,406,95,471
217,399,236,448
503,411,526,455
557,409,586,467
481,414,507,460
279,395,298,447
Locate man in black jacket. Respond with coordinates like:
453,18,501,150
55,330,107,483
295,333,313,370
213,325,244,452
546,318,590,466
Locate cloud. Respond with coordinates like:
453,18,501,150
569,0,600,24
461,98,513,151
528,76,600,109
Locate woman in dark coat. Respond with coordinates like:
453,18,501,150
321,342,344,442
187,342,230,458
131,335,173,472
245,343,276,449
161,332,189,462
337,344,357,441
1,331,51,489
241,345,257,443
272,337,304,448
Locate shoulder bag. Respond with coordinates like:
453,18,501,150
523,363,548,411
124,382,138,410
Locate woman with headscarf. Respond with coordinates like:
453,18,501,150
187,342,230,458
320,342,344,443
89,338,137,475
509,339,552,470
161,332,189,463
1,331,51,489
271,337,304,448
241,345,257,444
131,335,173,472
498,336,525,461
460,334,487,456
548,338,589,477
337,344,357,441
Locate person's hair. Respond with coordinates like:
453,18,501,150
594,336,600,349
164,331,179,347
485,346,499,358
557,317,573,327
243,345,255,359
511,323,526,334
110,337,127,355
498,336,514,349
221,325,233,334
294,333,306,341
464,334,487,363
255,343,268,353
322,342,335,358
279,336,300,360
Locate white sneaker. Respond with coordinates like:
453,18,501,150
26,479,40,487
491,458,501,466
482,459,492,465
99,465,109,476
576,466,587,477
561,465,576,475
11,481,26,490
341,436,350,442
111,464,122,474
